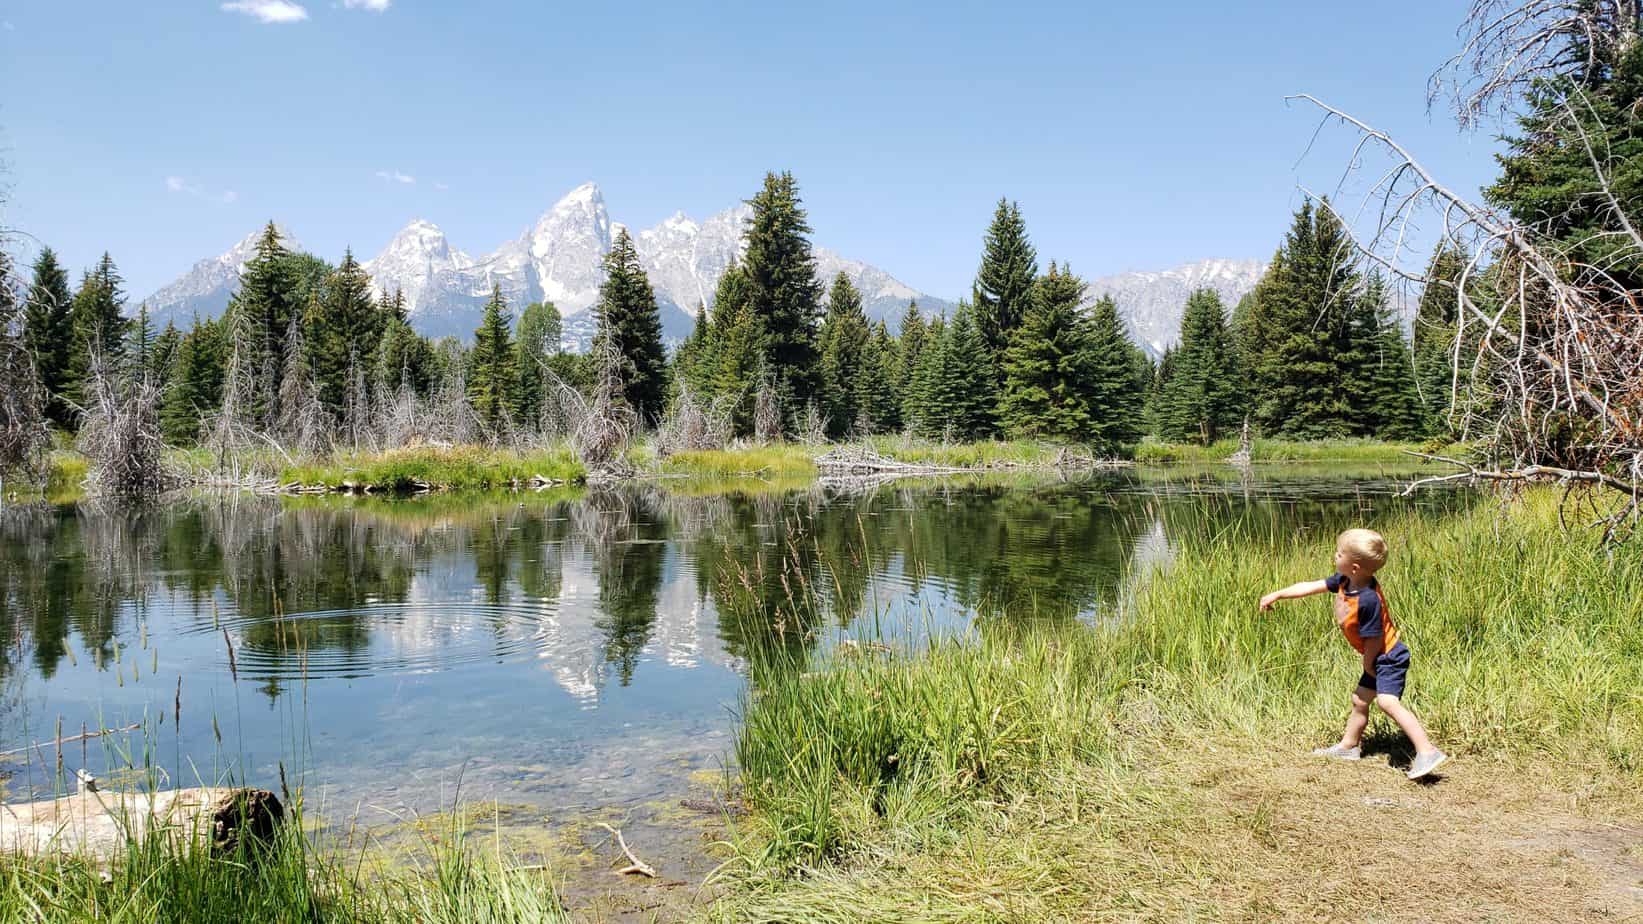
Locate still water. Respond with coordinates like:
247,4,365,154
0,467,1465,823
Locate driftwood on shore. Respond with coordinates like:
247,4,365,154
0,786,285,861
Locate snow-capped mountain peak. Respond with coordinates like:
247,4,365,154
362,219,472,314
1086,258,1267,359
144,224,300,329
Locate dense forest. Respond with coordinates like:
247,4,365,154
0,166,1473,491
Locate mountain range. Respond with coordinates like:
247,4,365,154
140,182,1266,358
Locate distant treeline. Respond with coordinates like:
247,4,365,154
3,174,1470,468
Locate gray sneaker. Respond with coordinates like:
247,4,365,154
1407,749,1448,780
1311,743,1362,761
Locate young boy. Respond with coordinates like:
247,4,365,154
1259,528,1448,780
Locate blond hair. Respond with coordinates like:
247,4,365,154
1337,528,1388,571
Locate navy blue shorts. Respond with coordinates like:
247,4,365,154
1357,641,1410,698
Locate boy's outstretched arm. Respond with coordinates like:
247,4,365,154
1259,580,1329,611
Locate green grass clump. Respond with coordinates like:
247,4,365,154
659,444,819,479
1133,436,1463,464
724,490,1643,888
0,802,570,923
866,435,1068,467
279,446,585,493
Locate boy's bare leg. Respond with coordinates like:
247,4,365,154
1374,693,1436,754
1340,685,1374,748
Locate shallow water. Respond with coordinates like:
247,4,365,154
0,466,1468,824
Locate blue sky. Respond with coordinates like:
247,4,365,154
1,1,1504,301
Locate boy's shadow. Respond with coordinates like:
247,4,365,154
1361,730,1445,785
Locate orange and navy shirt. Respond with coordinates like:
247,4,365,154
1324,573,1400,654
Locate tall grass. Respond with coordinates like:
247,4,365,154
725,490,1643,879
1132,436,1462,464
0,798,571,923
278,446,585,492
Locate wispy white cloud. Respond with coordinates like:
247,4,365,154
166,176,239,205
343,0,391,11
433,182,449,191
375,169,416,185
221,1,309,24
2,21,15,31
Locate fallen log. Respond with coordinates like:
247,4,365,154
0,786,285,860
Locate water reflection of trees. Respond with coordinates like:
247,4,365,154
0,474,1470,698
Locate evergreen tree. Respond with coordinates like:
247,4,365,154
594,228,668,426
1145,346,1175,437
226,222,300,427
376,317,436,396
1354,274,1426,440
913,304,996,440
67,254,128,409
998,263,1100,441
896,301,927,427
742,172,823,427
125,303,156,385
972,199,1039,375
161,318,228,444
673,305,712,398
1241,200,1359,438
151,322,181,388
304,250,385,418
1158,289,1242,444
1083,295,1147,453
855,321,901,434
467,285,519,433
707,277,766,436
21,247,75,427
515,300,562,428
1412,243,1465,434
818,272,870,438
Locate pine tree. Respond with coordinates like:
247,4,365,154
1145,346,1174,437
67,254,129,410
1354,274,1426,440
151,322,181,387
594,228,668,426
896,301,927,428
515,300,562,429
125,303,156,385
742,172,823,428
1158,289,1243,444
1412,243,1465,434
304,250,385,419
1241,200,1359,438
1084,295,1147,453
226,222,300,427
818,272,870,438
913,304,996,441
707,277,766,436
467,285,520,434
998,263,1099,440
376,317,436,396
161,317,228,444
22,247,75,427
972,199,1039,375
855,321,901,435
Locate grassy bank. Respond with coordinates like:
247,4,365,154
1133,436,1462,464
714,491,1643,921
0,807,568,924
278,446,585,492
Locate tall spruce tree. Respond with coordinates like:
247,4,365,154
896,301,927,427
1158,289,1242,444
742,172,823,428
125,304,156,385
161,317,228,444
304,249,384,418
594,228,668,426
818,272,870,438
515,300,562,428
1242,200,1360,438
708,288,766,436
467,286,520,433
856,321,901,435
66,254,128,410
999,263,1099,441
972,199,1039,376
1355,274,1426,440
1084,295,1147,453
151,322,181,387
226,223,300,427
673,306,712,398
913,303,996,441
22,247,75,427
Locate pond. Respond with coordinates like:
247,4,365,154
0,466,1470,827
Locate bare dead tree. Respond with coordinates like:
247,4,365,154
0,262,50,489
653,383,734,457
1434,0,1641,127
426,346,480,447
77,353,172,498
549,338,635,478
753,373,783,445
1290,86,1643,539
275,317,330,456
